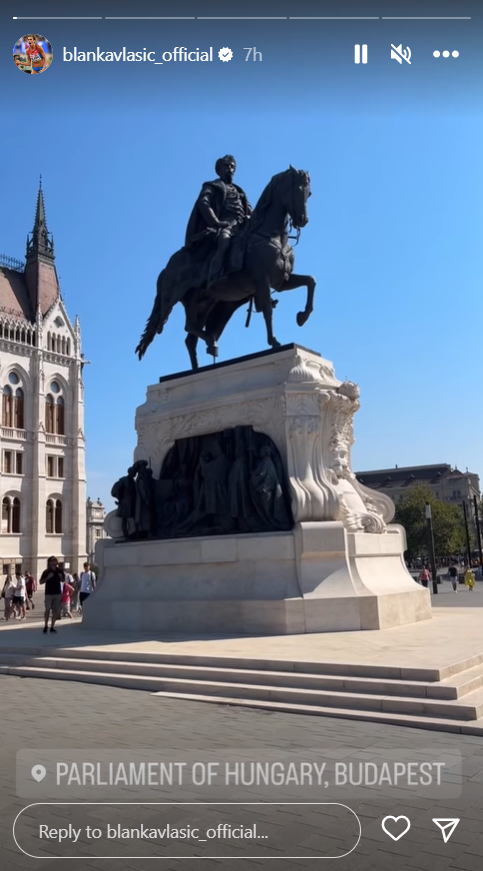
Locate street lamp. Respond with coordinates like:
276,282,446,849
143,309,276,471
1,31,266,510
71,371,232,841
462,500,472,570
474,495,483,578
425,502,438,594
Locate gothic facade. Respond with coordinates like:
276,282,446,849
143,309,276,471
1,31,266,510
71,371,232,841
0,183,87,577
86,496,108,563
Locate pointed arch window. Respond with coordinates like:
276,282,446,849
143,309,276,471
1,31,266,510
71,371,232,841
1,496,20,534
56,396,65,435
45,394,54,433
2,386,12,427
2,497,10,533
12,498,21,533
46,499,54,533
55,499,62,533
14,388,24,429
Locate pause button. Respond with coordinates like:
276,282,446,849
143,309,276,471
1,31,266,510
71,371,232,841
354,44,368,64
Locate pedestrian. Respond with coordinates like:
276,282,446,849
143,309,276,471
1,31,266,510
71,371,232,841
419,566,431,588
13,571,27,620
71,573,80,612
464,566,476,592
59,568,74,620
25,572,37,609
2,575,16,620
60,576,75,618
39,556,65,633
448,563,459,593
79,562,96,611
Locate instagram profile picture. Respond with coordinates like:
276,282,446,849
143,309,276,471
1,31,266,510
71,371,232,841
13,34,53,74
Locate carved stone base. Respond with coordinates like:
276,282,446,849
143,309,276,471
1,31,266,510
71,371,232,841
95,344,431,635
85,522,430,634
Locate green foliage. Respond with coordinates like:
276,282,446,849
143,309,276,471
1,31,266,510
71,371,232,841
394,484,466,559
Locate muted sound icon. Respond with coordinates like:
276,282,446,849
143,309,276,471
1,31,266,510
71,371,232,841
354,44,368,64
391,44,411,64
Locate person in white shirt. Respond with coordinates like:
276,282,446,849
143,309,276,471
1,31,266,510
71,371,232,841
2,575,16,621
79,562,96,610
13,572,27,620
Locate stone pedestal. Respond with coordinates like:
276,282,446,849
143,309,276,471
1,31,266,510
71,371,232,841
86,344,431,634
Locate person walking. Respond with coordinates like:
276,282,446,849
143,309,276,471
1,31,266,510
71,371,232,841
2,575,16,621
448,563,459,593
71,573,80,613
13,572,27,620
25,572,37,609
464,566,476,592
60,576,74,619
39,556,65,633
79,562,96,611
419,566,431,588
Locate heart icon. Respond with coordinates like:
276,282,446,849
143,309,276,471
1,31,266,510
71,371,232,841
381,816,411,841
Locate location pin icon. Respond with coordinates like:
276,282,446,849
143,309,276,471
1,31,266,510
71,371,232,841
31,764,47,783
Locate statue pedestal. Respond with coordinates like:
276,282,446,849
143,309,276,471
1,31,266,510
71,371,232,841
86,344,431,634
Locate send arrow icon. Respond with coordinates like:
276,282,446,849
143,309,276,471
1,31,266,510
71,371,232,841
432,819,460,843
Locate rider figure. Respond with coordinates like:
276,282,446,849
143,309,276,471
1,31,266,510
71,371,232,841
185,155,252,288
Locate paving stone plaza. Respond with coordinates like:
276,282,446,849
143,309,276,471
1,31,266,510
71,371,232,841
3,673,483,870
2,588,483,869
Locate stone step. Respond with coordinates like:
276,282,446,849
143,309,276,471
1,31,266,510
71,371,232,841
439,661,483,698
2,663,483,720
0,653,474,700
151,691,483,736
5,642,483,684
0,643,455,682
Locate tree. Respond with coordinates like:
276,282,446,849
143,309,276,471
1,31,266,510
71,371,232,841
394,484,466,560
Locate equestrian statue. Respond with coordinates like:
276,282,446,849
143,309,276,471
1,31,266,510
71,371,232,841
136,155,316,370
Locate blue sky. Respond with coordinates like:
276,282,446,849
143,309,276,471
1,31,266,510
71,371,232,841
2,4,482,509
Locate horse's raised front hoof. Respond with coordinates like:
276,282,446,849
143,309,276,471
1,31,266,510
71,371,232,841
206,343,219,358
296,310,310,327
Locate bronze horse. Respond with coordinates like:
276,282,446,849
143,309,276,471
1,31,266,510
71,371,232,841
136,166,316,369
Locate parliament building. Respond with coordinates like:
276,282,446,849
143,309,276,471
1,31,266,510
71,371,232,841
0,183,87,577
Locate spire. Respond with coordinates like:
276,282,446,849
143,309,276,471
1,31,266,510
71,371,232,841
26,176,55,262
24,179,59,317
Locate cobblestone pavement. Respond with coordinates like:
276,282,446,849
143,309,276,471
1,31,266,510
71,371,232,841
2,676,483,870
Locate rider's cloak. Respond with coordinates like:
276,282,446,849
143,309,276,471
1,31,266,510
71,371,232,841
184,179,251,248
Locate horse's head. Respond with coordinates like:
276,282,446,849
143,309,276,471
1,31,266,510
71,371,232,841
286,165,311,230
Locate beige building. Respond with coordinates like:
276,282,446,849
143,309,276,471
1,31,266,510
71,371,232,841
86,496,108,563
0,182,87,578
356,464,480,518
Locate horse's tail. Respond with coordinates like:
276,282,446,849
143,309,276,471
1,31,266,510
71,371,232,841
135,269,173,360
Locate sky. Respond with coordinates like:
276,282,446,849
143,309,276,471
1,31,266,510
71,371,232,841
2,1,482,510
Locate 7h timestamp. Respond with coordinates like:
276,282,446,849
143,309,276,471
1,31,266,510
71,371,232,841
244,47,262,61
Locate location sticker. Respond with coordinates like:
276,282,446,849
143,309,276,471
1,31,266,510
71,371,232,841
31,764,47,783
